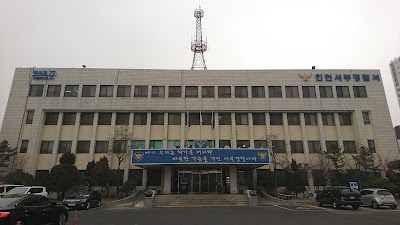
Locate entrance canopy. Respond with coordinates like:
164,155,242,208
131,148,270,165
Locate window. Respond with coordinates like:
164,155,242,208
151,113,164,125
152,86,165,98
20,140,28,153
110,170,124,186
168,113,181,125
308,141,321,153
168,86,181,98
202,86,214,98
270,113,283,125
77,141,90,153
326,141,338,153
167,140,181,148
45,112,59,125
268,86,282,98
272,140,286,153
134,85,148,97
185,86,198,98
58,141,72,153
134,113,147,125
26,111,34,124
128,169,143,186
322,113,335,126
339,113,352,126
40,141,53,154
187,113,200,125
362,112,370,124
343,141,356,153
113,140,128,152
150,140,163,149
235,86,248,98
302,86,316,98
237,140,250,148
95,141,109,153
80,113,94,125
319,86,333,98
353,86,367,98
254,140,267,148
219,140,231,148
46,85,61,97
368,140,376,153
116,113,130,125
304,113,318,125
252,113,266,125
117,85,131,97
285,86,299,98
251,86,265,98
132,140,145,149
336,86,350,98
81,85,96,97
218,113,231,125
235,113,248,125
64,85,79,97
99,85,114,97
63,113,76,125
98,113,112,125
29,85,44,97
218,86,231,98
201,113,212,125
290,141,304,153
287,113,300,125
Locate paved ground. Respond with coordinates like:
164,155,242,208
66,204,400,225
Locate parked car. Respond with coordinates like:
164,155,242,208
0,194,68,225
0,185,23,198
5,186,48,197
360,188,397,209
62,191,101,210
316,186,362,210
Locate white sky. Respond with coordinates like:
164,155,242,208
0,0,399,127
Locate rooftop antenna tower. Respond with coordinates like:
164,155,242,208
191,5,207,70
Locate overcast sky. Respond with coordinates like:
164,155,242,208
0,0,399,127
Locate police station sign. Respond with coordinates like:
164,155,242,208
32,70,57,80
299,73,380,82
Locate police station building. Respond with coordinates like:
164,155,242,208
1,68,398,194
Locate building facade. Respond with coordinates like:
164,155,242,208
1,68,399,194
390,56,400,104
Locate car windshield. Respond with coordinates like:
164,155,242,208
7,187,29,194
377,190,391,196
340,188,359,194
66,192,90,199
0,187,4,193
0,197,20,208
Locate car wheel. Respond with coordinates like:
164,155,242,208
372,201,379,209
58,214,67,225
15,220,25,225
333,201,339,209
390,205,397,209
97,200,101,207
86,202,91,210
318,200,323,207
352,205,360,210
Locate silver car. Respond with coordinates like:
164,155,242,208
360,188,397,209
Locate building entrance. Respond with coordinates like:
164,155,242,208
177,169,224,193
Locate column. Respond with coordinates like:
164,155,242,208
88,113,99,162
180,112,185,148
163,112,168,148
334,113,344,150
49,113,63,168
353,111,368,147
215,112,220,148
123,113,134,182
142,168,148,190
248,113,255,148
317,113,327,152
231,113,237,148
162,166,172,194
229,165,238,194
283,113,292,162
145,112,151,149
300,113,314,192
24,110,45,175
107,113,116,166
71,113,81,154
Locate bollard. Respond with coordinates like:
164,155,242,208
72,210,77,225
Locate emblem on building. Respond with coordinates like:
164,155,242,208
298,73,312,81
134,152,144,161
258,152,267,161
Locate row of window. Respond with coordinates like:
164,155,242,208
29,84,369,98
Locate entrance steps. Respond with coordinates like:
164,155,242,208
153,194,249,207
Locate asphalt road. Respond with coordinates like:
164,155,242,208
66,205,400,225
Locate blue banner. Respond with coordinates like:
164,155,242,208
131,148,270,165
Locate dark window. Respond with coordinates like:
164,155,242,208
343,141,356,153
235,86,248,98
336,86,350,98
254,140,267,148
147,169,162,186
167,140,181,148
134,85,148,97
302,86,316,98
187,113,200,125
368,140,376,153
152,86,165,98
58,141,72,153
45,112,59,125
272,140,286,153
46,85,61,97
252,113,266,125
290,141,304,153
308,141,321,153
287,113,300,125
218,86,231,98
99,85,114,97
40,141,53,154
116,113,130,125
80,113,94,125
319,86,333,98
185,86,198,98
235,113,248,125
150,140,163,149
339,113,352,126
128,169,143,186
64,85,79,97
132,140,145,149
117,85,131,97
77,141,90,153
304,113,318,125
218,113,231,125
95,141,109,153
362,112,370,124
168,86,182,98
29,85,44,97
202,86,214,98
113,140,128,152
326,141,338,153
82,85,96,97
270,113,283,125
268,86,282,98
353,86,367,98
110,170,124,186
151,113,164,125
26,111,34,124
63,113,76,125
251,86,265,98
168,113,181,125
237,140,250,148
285,86,299,98
201,113,212,125
134,113,147,125
322,113,335,126
98,113,112,125
219,140,231,148
20,140,29,153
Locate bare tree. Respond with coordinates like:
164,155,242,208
309,147,332,190
264,134,289,189
14,155,28,171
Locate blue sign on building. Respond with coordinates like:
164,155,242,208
131,148,270,165
32,70,57,80
315,74,380,82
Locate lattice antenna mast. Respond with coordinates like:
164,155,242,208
191,7,207,70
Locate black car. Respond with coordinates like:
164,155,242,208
62,191,101,210
316,186,362,210
0,194,68,225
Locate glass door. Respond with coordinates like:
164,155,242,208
200,173,209,192
192,173,200,193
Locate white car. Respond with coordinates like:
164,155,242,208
0,184,23,197
6,186,48,197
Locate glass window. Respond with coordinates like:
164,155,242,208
40,141,53,154
235,86,248,98
285,86,299,98
58,141,72,153
150,140,163,149
132,140,145,149
186,113,200,125
235,113,248,125
339,113,352,126
270,113,283,125
304,113,318,125
99,85,114,97
45,112,59,125
290,141,304,153
218,113,231,125
152,86,165,98
117,85,131,97
168,86,182,98
46,85,61,97
368,140,376,153
268,86,282,98
81,85,96,97
185,86,198,98
254,140,267,148
26,111,34,124
167,140,181,148
272,140,286,153
62,113,76,125
343,141,356,153
319,86,333,98
322,113,335,126
201,113,212,125
77,141,90,153
134,113,147,125
219,140,231,148
326,141,338,153
353,86,367,98
98,113,112,125
80,113,94,125
151,113,164,125
218,86,231,98
362,112,370,124
336,86,350,98
251,86,265,98
302,86,316,98
237,140,250,148
116,113,130,125
168,113,181,125
287,113,300,125
252,113,266,125
308,141,321,153
128,169,143,186
202,86,214,98
29,85,44,97
134,86,148,97
95,141,109,153
20,140,29,153
64,85,79,97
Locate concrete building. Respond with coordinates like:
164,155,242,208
390,56,400,103
0,68,399,194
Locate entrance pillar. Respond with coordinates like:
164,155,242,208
229,165,238,194
162,166,172,194
142,169,147,190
